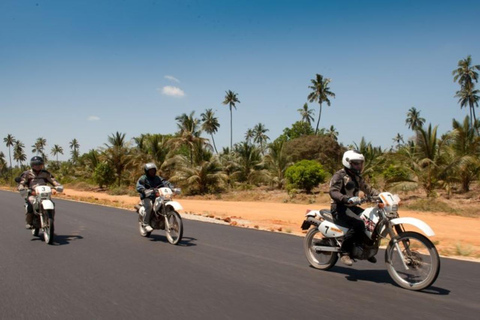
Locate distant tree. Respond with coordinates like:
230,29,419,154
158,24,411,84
69,138,80,164
222,90,240,150
308,74,335,135
51,144,64,164
13,140,26,167
297,103,315,126
325,125,339,141
285,160,327,193
277,121,314,142
93,161,116,188
453,55,480,126
201,109,220,154
455,86,480,128
253,123,270,154
3,134,16,169
406,107,425,130
245,128,254,144
103,132,133,186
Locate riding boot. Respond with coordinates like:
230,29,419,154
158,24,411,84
25,213,34,229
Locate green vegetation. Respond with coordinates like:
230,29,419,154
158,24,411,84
1,56,480,201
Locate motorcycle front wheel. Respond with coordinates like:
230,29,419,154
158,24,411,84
385,231,440,291
42,210,55,245
165,208,183,245
138,215,151,237
304,228,338,270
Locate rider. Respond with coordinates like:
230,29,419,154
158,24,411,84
136,163,175,232
329,150,379,266
18,156,63,229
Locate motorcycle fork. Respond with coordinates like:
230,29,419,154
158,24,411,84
387,225,410,270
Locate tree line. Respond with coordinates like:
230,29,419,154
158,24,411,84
1,55,479,197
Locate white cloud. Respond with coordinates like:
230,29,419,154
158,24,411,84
88,116,100,121
159,86,185,97
165,75,180,83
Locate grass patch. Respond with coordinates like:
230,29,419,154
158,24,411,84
404,199,460,215
455,242,474,256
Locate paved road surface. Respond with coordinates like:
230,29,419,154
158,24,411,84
0,190,478,319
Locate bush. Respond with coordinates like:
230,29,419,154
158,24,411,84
93,162,115,188
285,160,327,193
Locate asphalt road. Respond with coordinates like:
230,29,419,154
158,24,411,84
0,190,479,320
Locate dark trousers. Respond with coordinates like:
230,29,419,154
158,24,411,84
332,204,365,254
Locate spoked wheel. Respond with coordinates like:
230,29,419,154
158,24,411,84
385,231,440,291
165,208,183,245
42,210,55,245
304,228,338,270
138,216,151,237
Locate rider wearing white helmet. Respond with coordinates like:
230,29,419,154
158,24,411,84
329,150,379,266
135,163,175,232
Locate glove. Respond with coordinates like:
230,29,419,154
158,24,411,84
348,196,362,205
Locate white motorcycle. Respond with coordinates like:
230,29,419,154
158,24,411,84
135,187,184,245
20,185,64,245
301,192,440,291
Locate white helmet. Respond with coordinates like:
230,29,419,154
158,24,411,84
342,150,365,173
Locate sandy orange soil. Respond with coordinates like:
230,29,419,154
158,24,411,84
55,189,480,260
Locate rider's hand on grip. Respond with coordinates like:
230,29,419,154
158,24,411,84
348,196,362,205
173,188,181,195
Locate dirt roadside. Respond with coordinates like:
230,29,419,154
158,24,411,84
50,188,480,261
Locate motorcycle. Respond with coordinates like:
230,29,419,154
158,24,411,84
301,192,440,291
20,185,64,245
135,187,184,245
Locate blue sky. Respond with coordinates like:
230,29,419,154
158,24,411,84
1,0,479,162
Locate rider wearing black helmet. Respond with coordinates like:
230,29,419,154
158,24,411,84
136,163,175,232
18,156,63,229
329,150,379,266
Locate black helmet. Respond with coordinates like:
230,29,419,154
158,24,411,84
144,162,157,175
30,156,44,166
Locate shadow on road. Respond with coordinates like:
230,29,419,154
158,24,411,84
54,235,84,245
148,234,197,247
330,266,450,295
29,234,84,245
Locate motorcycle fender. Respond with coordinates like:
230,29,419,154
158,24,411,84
390,217,435,237
318,220,348,238
166,201,183,212
41,200,55,210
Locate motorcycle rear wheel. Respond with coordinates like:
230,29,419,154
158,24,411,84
304,228,338,270
42,210,55,245
385,231,440,291
165,208,183,245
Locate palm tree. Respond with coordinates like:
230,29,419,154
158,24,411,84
103,132,133,186
51,144,64,164
453,55,480,89
245,129,254,144
297,103,315,126
69,138,80,164
222,90,240,150
308,74,335,135
171,112,210,166
3,134,16,169
32,137,47,160
325,125,339,141
392,133,404,150
253,123,270,154
264,140,293,189
200,109,220,154
453,55,480,126
446,116,480,192
455,85,480,128
405,107,425,130
13,140,26,167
